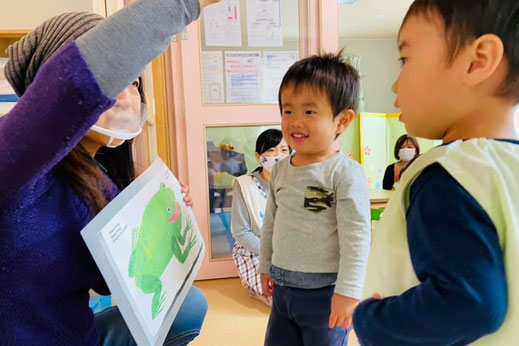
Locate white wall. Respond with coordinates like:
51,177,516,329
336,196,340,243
0,0,99,30
339,0,413,39
340,38,400,113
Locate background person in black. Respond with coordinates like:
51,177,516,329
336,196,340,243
382,134,420,190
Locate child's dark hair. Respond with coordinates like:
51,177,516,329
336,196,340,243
394,134,420,160
278,52,360,116
403,0,519,100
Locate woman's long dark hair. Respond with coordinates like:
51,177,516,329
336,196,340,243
55,77,145,216
252,129,286,173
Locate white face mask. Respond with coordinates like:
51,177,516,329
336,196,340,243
398,148,416,162
260,156,284,172
91,103,147,148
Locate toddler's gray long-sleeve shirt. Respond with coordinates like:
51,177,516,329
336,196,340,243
259,152,371,298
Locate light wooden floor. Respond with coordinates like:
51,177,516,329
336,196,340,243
192,278,270,346
191,278,358,346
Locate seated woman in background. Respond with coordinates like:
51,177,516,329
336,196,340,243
230,129,290,307
383,134,420,190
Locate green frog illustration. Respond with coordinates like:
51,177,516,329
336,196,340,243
128,183,195,319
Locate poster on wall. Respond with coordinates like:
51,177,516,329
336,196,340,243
202,51,225,104
204,0,242,47
262,51,298,103
81,158,205,346
225,51,262,103
246,0,283,47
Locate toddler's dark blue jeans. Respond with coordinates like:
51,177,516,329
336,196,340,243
264,284,350,346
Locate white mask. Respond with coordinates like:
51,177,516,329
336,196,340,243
91,103,147,148
398,148,416,162
260,156,284,172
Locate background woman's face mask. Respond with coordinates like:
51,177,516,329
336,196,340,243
260,156,284,172
398,148,416,161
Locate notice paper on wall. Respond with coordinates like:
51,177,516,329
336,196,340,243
225,51,262,103
204,0,242,47
262,51,299,103
247,0,283,47
81,158,205,346
202,51,225,104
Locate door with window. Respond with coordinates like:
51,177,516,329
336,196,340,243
170,0,328,279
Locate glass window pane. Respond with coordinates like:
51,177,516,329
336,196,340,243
200,0,300,105
206,125,280,259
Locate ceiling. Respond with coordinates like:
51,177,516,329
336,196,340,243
339,0,415,39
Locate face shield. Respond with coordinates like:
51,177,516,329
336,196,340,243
91,86,147,148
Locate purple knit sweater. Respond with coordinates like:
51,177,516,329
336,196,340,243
0,43,115,345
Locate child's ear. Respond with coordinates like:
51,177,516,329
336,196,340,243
336,109,355,134
463,34,505,88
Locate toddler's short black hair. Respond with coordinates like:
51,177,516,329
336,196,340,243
278,52,360,117
404,0,519,100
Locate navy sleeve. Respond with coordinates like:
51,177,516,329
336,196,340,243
353,163,507,346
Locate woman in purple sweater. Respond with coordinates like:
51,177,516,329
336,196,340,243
0,0,220,345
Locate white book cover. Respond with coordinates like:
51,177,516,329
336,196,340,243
82,158,205,346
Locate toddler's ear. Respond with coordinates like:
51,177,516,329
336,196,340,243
336,109,355,134
463,34,505,88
